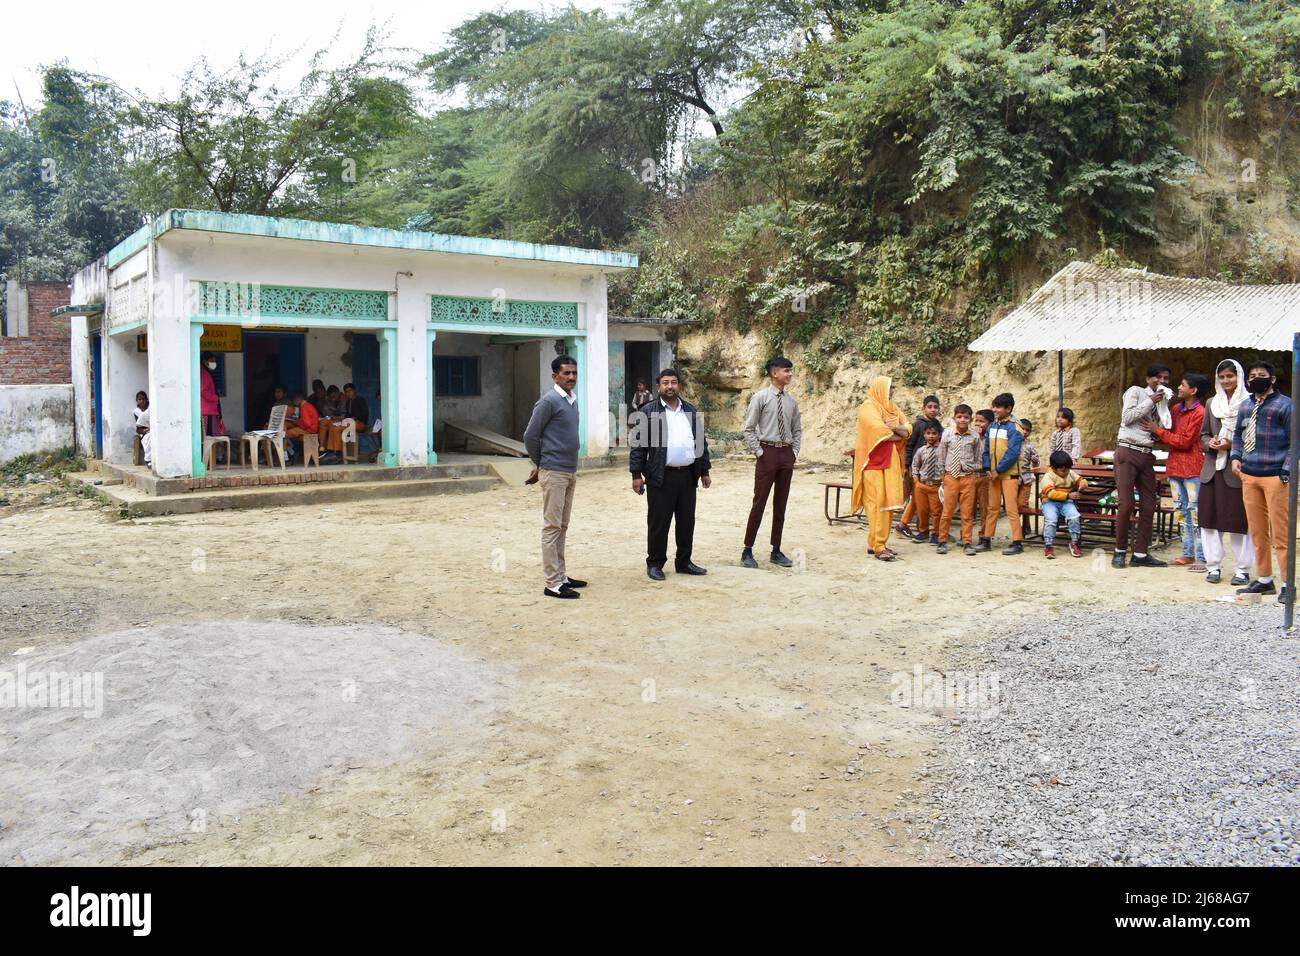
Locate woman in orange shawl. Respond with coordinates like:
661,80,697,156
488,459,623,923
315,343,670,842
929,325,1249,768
851,376,912,560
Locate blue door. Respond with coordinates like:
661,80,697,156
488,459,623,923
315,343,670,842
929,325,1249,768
90,332,103,457
351,333,380,415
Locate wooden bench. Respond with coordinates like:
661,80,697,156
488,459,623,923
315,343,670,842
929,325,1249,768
822,481,868,527
1022,466,1179,546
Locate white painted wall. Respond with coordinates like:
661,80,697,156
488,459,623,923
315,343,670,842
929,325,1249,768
150,246,195,477
68,259,107,458
0,385,74,464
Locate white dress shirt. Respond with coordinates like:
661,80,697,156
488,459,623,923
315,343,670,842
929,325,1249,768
553,383,576,405
662,398,695,466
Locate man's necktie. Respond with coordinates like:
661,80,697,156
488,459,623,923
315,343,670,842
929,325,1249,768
1243,401,1260,454
776,392,787,443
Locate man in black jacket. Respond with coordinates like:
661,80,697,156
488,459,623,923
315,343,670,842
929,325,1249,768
630,369,712,581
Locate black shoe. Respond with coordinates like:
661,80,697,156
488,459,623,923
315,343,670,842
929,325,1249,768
1206,569,1222,584
1112,551,1127,569
563,577,587,589
1230,572,1249,587
964,544,978,556
935,543,949,554
1002,541,1024,556
929,534,940,545
675,562,707,575
1130,553,1167,568
1277,586,1289,604
544,586,579,599
647,565,666,582
912,534,931,544
741,548,759,569
770,549,794,567
895,524,915,539
1237,579,1276,595
974,538,991,553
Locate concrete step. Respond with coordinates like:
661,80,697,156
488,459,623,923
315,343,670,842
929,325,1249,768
97,460,497,496
87,474,503,517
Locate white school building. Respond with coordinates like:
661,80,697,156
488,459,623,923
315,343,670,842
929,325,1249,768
61,210,666,480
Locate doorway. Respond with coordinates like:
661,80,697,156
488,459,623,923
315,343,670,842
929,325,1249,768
90,331,103,457
625,341,658,407
243,332,306,431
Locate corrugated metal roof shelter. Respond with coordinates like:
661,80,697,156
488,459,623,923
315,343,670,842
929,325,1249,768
969,261,1300,353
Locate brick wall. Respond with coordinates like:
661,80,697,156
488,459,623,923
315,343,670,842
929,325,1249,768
26,282,72,338
0,282,73,385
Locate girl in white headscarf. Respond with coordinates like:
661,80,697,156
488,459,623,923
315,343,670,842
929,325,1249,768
1197,359,1253,584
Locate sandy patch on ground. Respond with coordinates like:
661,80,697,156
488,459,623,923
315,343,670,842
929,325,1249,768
0,456,1262,865
0,622,502,865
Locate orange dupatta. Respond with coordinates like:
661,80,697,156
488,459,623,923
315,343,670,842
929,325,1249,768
850,376,911,513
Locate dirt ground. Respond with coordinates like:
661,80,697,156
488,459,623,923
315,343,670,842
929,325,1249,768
0,456,1235,866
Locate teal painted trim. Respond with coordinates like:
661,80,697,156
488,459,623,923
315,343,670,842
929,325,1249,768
430,295,579,331
106,222,152,268
377,329,398,467
429,323,586,337
123,208,637,270
109,319,147,335
565,335,587,458
190,324,206,477
426,329,438,465
199,282,389,322
51,303,104,317
191,314,396,330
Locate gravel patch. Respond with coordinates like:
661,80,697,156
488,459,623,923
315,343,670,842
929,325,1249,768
922,604,1298,866
0,622,503,864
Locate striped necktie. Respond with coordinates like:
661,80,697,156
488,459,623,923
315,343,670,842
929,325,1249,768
1243,400,1261,454
776,391,787,443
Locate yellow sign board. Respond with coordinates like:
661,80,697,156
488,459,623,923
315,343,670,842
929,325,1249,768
136,325,244,353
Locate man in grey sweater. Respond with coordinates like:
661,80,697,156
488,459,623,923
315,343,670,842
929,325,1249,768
523,355,586,599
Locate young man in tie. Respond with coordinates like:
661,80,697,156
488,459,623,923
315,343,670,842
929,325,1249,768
630,369,711,581
1232,360,1293,602
1112,364,1172,568
741,357,802,569
523,355,587,599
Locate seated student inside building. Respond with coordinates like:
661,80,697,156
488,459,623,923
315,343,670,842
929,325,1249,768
283,391,319,464
318,383,369,464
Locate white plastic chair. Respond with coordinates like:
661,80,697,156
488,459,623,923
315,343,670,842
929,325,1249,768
242,404,288,471
203,434,232,470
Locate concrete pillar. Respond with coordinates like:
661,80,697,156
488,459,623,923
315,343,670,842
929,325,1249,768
148,248,195,477
376,328,398,467
104,332,147,463
426,329,438,464
580,274,610,456
394,286,429,466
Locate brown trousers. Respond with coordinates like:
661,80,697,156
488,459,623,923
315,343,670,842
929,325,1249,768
939,474,979,544
744,445,795,549
912,481,942,538
982,475,1024,541
1114,446,1158,553
1240,473,1290,579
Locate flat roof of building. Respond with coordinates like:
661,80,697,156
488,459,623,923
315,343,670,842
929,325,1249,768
107,209,639,272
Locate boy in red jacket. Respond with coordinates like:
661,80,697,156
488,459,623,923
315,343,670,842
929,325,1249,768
1145,372,1211,566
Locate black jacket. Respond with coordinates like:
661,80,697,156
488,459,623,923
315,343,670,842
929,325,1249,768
629,397,711,487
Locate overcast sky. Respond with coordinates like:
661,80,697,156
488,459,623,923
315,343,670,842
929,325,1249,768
4,0,626,106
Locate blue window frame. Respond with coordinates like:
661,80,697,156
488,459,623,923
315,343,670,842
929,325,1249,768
434,355,481,397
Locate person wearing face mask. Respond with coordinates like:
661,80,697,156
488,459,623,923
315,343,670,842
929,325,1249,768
1231,359,1293,602
1111,364,1172,569
199,353,223,436
1196,359,1253,586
